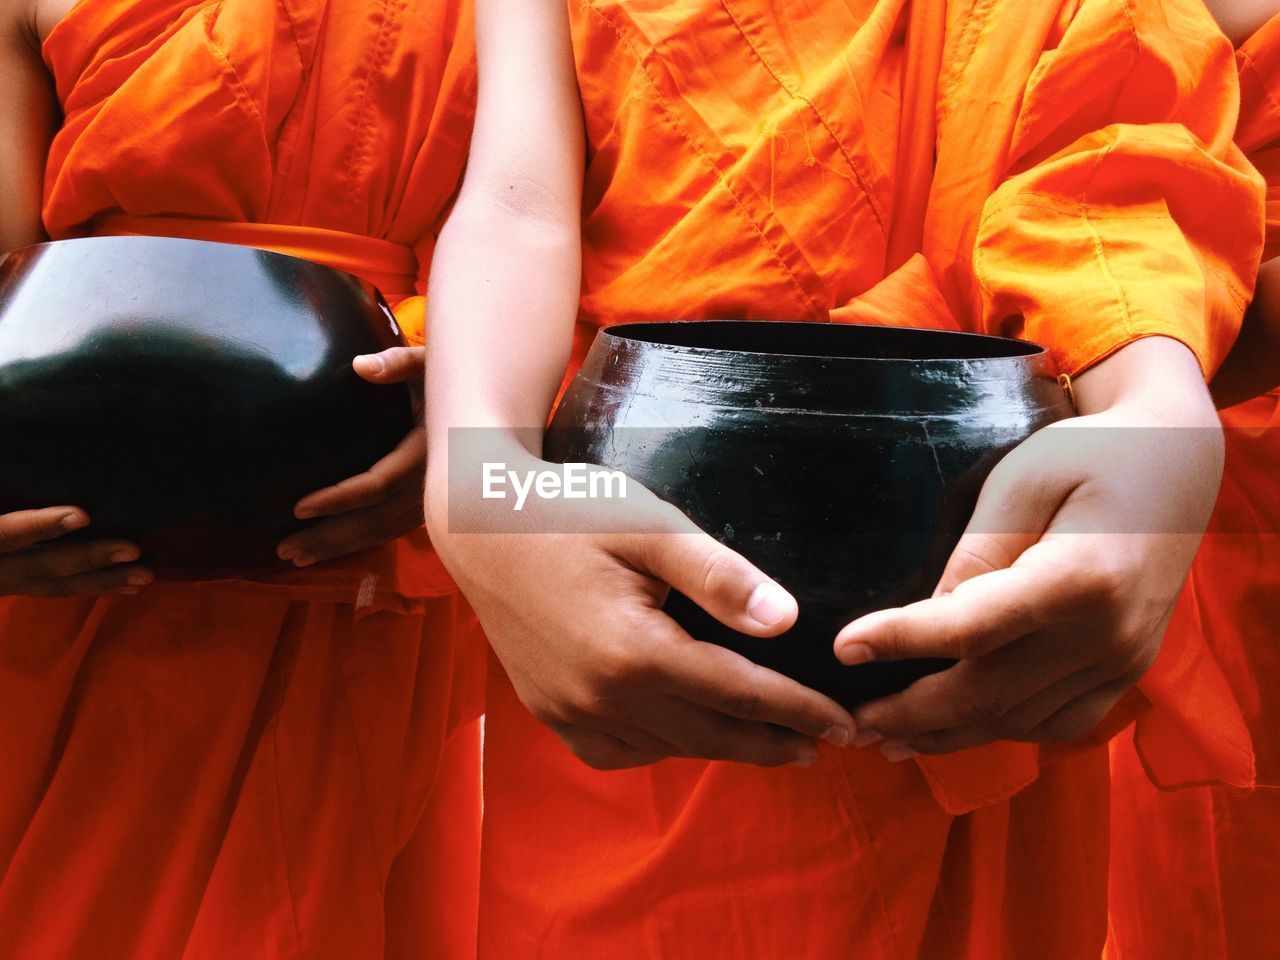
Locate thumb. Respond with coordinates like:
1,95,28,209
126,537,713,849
626,511,798,638
935,531,1037,598
353,346,425,384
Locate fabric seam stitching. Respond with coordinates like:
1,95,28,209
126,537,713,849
578,0,821,317
715,0,889,237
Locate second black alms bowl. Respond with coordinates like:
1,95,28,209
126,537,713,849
0,235,414,580
544,320,1073,708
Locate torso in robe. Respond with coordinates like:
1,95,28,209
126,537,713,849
0,3,484,957
478,2,1264,958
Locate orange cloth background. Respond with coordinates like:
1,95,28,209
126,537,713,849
0,0,482,956
476,1,1264,957
1106,14,1280,960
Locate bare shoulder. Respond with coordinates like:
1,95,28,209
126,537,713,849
1201,0,1280,46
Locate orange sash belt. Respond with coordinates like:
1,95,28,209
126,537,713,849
91,215,423,302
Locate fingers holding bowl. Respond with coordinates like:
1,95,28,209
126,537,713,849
0,506,91,553
280,483,425,565
353,346,425,386
0,536,153,596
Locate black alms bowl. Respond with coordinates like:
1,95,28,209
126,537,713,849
0,236,413,579
544,321,1073,709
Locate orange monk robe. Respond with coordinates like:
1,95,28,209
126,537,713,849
1106,15,1280,960
476,2,1264,957
0,1,483,957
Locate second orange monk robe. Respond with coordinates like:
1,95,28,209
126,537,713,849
476,1,1263,957
1106,14,1280,960
0,1,482,957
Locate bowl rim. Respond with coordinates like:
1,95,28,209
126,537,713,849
598,319,1046,363
0,233,376,295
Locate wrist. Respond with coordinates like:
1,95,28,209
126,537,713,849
1072,336,1219,427
425,430,548,532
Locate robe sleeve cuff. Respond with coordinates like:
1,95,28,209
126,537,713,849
973,124,1264,380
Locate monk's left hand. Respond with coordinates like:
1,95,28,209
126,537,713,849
833,337,1223,760
277,347,426,566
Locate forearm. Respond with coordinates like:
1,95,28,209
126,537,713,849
1074,336,1222,425
0,0,56,253
1070,336,1224,537
424,0,583,499
425,200,579,444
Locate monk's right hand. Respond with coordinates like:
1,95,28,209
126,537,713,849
0,507,154,597
427,449,855,770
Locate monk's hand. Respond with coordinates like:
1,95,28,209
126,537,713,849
833,337,1223,760
0,507,153,596
427,447,855,770
278,347,426,566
